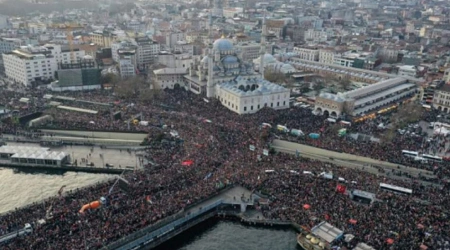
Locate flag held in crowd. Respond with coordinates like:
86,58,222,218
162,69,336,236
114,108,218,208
182,160,194,166
349,219,357,225
303,204,311,210
336,184,346,194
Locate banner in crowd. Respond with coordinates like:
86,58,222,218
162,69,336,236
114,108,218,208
336,184,346,194
263,149,269,156
250,145,256,151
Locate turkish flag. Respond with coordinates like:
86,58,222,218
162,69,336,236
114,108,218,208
336,185,346,194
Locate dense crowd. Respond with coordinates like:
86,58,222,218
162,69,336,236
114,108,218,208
0,88,449,250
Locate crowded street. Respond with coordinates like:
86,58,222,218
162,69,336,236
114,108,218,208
0,88,449,250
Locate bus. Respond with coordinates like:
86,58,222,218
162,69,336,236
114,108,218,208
379,183,412,195
401,150,419,158
422,154,443,163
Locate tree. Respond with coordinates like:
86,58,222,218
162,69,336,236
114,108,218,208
381,128,396,144
101,73,119,85
389,102,424,129
313,81,324,96
264,67,286,84
338,78,352,91
115,76,143,99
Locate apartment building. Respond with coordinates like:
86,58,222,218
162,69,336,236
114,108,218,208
3,45,58,86
235,42,261,61
118,48,137,79
133,36,160,70
89,30,118,47
292,46,320,61
43,44,85,64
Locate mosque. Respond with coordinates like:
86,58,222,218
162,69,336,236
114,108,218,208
184,36,290,115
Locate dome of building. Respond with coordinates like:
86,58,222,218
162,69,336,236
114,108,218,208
213,38,233,51
262,53,276,63
201,56,209,64
222,55,238,64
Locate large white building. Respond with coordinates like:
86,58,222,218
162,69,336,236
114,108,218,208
304,29,328,42
43,44,85,65
184,37,290,114
398,65,416,78
133,37,160,70
118,48,137,78
235,42,261,62
157,52,192,70
153,68,187,89
3,45,58,86
111,40,135,63
293,46,320,61
314,77,417,117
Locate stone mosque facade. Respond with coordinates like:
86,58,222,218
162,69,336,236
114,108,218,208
184,37,290,114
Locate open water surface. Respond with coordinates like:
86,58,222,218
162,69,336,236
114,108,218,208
0,168,111,214
155,219,301,250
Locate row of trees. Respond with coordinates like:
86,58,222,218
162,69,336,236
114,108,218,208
101,73,163,103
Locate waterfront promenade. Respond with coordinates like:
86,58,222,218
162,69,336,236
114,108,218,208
103,186,256,250
271,139,435,177
0,142,144,174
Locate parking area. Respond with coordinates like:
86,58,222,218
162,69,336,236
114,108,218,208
6,142,144,169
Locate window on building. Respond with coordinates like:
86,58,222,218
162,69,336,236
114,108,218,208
271,103,273,107
277,102,279,106
244,106,247,111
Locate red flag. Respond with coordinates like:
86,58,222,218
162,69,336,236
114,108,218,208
182,160,194,166
324,214,330,220
336,184,346,194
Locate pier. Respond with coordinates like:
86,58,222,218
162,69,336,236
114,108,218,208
0,162,133,174
0,142,144,174
101,186,300,250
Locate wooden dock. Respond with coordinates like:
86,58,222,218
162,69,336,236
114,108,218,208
0,162,133,174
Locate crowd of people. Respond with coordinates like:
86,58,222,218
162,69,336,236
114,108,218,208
0,88,449,250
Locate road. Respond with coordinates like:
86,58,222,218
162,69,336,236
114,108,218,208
271,139,435,178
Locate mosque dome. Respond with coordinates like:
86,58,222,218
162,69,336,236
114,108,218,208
222,55,238,64
262,53,277,64
213,38,233,51
201,55,209,64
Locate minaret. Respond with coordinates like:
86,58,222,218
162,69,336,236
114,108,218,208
206,0,215,98
259,11,267,79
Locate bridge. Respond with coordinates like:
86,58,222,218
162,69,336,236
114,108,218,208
102,186,257,250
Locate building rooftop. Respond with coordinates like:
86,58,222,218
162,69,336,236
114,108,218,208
153,68,187,75
310,221,344,244
342,77,408,100
219,76,287,97
0,145,68,161
436,84,450,93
